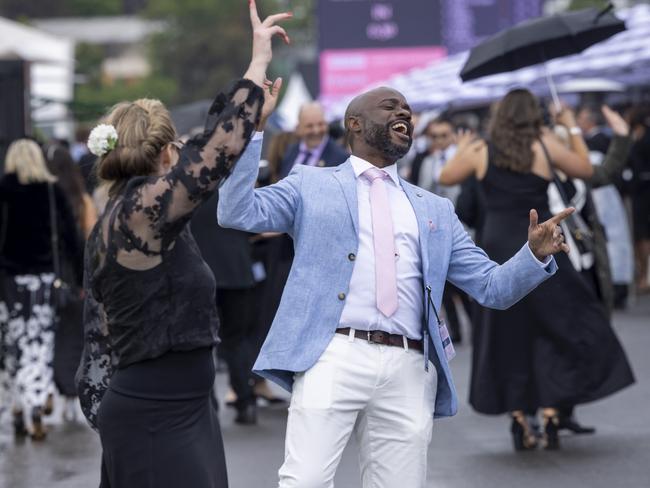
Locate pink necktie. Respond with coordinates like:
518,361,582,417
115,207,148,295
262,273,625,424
362,167,398,317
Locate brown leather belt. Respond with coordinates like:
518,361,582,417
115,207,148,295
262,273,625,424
336,328,423,352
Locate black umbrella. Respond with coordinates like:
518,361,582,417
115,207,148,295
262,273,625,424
460,4,626,107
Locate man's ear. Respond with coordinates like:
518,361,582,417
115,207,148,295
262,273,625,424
346,116,362,135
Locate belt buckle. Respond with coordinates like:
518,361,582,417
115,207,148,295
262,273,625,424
367,330,373,344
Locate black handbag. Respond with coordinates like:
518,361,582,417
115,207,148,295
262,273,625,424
539,141,595,256
47,183,75,310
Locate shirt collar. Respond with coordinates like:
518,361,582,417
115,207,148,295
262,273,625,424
349,155,401,187
299,136,329,156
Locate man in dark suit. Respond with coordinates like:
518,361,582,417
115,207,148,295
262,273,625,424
191,191,259,424
278,102,348,179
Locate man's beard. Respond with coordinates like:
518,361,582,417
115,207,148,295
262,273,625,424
363,120,411,160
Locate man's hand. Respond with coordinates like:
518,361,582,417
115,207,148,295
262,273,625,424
258,77,282,131
602,105,629,137
528,207,575,261
243,0,292,87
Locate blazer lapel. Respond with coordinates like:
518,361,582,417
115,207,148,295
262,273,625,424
333,160,359,234
401,180,430,276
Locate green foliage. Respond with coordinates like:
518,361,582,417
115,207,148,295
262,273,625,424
145,0,304,104
0,0,123,18
73,42,176,123
568,0,610,11
72,76,177,123
145,0,255,104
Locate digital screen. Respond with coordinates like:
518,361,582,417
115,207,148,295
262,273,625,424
317,0,543,105
317,0,442,51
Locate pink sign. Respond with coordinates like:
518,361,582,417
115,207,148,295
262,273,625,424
320,46,447,106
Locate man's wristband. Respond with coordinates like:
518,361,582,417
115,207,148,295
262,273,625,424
568,126,583,136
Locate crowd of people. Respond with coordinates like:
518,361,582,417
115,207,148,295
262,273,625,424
0,1,648,486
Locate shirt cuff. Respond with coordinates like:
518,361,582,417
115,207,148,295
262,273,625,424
527,242,552,268
252,131,264,142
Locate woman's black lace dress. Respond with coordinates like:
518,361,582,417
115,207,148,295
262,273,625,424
76,79,263,488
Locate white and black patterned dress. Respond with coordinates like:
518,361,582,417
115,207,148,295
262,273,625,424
0,174,82,425
0,274,57,413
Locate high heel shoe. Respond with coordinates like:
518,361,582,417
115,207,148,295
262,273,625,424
43,394,54,416
13,410,28,438
510,411,538,451
30,408,47,441
542,410,560,450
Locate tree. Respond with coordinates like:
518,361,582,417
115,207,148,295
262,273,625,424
0,0,123,18
146,0,254,104
146,0,295,104
568,0,612,11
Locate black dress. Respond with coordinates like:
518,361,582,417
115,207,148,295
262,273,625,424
76,79,263,488
469,157,635,415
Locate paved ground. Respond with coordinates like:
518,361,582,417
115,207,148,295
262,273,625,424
1,297,648,488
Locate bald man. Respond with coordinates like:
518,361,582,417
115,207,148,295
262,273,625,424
278,102,349,179
219,86,573,487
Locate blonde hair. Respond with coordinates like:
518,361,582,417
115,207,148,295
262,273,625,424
96,98,176,195
5,139,57,184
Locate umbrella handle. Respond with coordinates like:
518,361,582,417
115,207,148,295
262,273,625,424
539,46,562,112
545,66,562,112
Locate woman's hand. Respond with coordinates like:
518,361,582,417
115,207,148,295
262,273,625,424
555,107,578,129
258,77,283,131
244,0,292,87
455,129,484,155
602,105,629,137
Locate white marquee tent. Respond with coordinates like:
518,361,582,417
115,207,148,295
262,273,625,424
0,17,75,138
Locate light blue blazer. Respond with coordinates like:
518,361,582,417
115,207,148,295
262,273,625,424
217,136,557,418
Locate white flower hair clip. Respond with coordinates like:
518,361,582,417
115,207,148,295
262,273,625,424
88,124,118,157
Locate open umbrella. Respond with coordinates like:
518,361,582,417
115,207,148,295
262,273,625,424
460,4,626,108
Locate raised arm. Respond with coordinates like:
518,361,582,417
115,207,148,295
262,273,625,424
542,108,593,179
117,2,292,256
438,131,487,186
589,105,633,188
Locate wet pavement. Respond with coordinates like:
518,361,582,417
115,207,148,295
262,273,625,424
1,297,649,488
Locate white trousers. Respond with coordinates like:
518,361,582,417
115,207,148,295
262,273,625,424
278,333,437,488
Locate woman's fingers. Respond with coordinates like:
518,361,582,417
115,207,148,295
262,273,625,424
266,25,290,44
249,0,261,27
262,12,293,27
271,77,283,96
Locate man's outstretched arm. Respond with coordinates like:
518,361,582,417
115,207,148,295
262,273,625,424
217,133,302,234
217,77,302,234
446,202,573,310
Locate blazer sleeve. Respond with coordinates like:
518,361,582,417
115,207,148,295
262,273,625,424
217,135,302,235
444,200,557,310
588,135,633,189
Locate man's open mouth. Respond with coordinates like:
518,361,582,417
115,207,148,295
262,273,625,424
390,120,412,141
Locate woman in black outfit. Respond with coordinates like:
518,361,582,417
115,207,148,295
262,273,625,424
0,139,83,440
75,3,291,486
45,144,98,422
439,89,634,451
